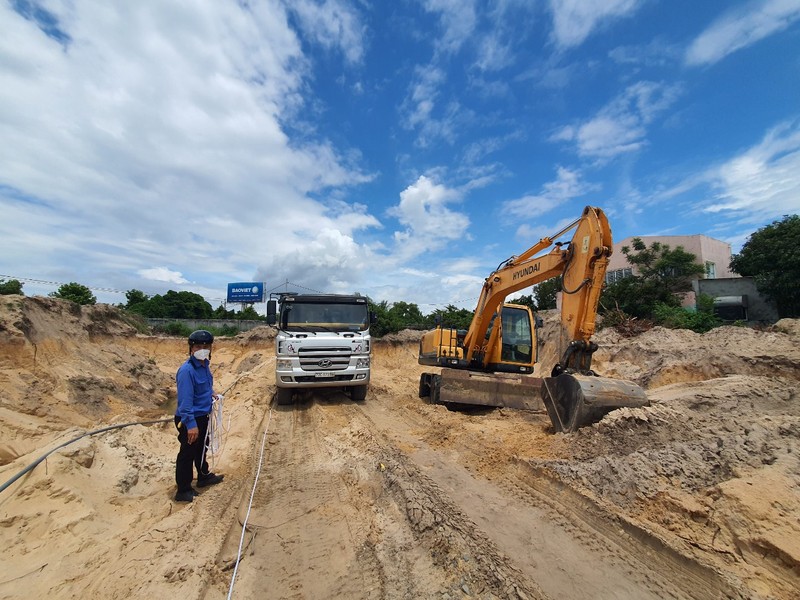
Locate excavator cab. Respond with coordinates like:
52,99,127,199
419,304,536,373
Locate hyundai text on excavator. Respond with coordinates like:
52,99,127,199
417,206,648,432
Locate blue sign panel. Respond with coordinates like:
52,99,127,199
227,282,264,303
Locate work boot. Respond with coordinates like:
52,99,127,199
197,473,224,488
174,489,196,502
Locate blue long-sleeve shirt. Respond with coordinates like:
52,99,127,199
175,356,214,430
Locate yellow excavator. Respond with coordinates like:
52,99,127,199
418,206,648,432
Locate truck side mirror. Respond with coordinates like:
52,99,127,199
370,311,378,325
267,300,277,325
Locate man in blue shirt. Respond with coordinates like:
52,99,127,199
174,329,224,502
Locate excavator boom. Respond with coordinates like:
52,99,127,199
418,206,649,432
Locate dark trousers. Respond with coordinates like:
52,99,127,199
175,414,210,492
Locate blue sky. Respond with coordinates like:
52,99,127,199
1,0,799,312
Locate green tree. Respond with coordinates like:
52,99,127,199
213,304,236,319
730,215,800,318
387,301,425,326
367,299,396,337
601,276,672,319
125,289,149,307
509,282,559,311
161,290,212,318
600,238,705,320
238,305,263,320
50,282,97,305
533,278,561,310
0,278,23,295
510,294,535,310
368,299,427,336
428,304,474,330
127,290,212,318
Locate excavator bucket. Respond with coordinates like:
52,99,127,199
541,373,649,433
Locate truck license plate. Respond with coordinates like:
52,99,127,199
314,372,335,378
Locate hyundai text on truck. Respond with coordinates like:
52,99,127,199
267,293,375,405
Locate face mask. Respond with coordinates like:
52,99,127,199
193,349,211,361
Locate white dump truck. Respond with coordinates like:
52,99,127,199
266,293,375,405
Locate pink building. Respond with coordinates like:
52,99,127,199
605,235,736,306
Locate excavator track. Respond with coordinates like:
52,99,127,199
420,369,544,410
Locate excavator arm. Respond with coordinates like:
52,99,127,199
461,206,612,370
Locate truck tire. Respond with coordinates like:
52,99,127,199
276,387,294,405
350,385,368,402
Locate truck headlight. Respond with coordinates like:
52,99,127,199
356,357,370,368
276,359,293,370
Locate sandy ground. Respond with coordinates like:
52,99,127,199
0,295,799,599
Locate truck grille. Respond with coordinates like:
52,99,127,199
298,346,352,372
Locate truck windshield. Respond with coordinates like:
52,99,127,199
283,302,369,332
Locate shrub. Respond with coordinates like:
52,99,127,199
653,301,720,333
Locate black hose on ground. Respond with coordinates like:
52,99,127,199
0,418,172,495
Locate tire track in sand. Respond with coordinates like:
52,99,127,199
209,392,547,599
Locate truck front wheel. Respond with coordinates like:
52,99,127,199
350,385,368,402
276,387,294,405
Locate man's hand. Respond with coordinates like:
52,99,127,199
187,426,199,444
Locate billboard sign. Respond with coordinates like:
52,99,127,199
227,282,264,303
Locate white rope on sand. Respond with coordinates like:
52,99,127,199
204,394,230,470
226,405,274,600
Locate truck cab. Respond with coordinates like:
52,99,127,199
267,293,374,405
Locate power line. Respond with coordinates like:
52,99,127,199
265,279,325,295
1,274,129,296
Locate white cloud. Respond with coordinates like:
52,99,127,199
552,81,681,160
548,0,643,49
287,0,366,64
401,65,474,147
514,215,582,246
609,38,681,67
703,120,800,222
502,166,594,219
255,227,375,295
138,267,189,284
685,0,800,66
474,32,514,72
387,176,470,259
403,65,446,130
651,120,800,248
423,0,477,55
